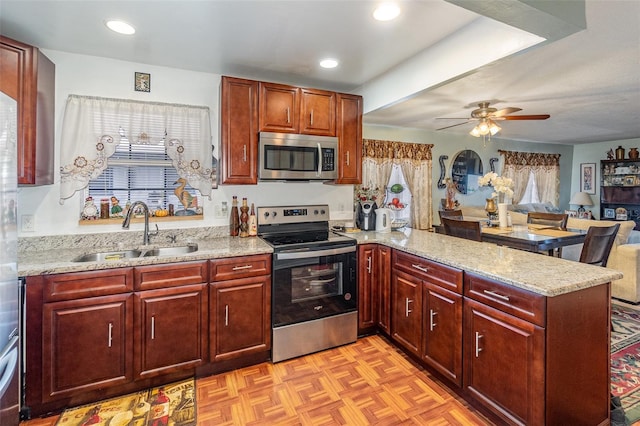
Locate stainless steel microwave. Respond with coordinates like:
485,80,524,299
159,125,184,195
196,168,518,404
259,132,338,181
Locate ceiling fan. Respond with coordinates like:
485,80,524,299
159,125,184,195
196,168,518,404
436,101,550,137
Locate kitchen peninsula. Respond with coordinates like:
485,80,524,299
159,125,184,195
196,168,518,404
19,227,620,424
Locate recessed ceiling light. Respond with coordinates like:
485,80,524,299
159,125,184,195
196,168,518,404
373,2,400,21
320,58,338,69
105,20,136,35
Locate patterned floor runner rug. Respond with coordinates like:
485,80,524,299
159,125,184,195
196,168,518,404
54,378,195,426
612,303,640,424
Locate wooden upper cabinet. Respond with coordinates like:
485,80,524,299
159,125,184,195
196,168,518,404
220,76,259,184
300,88,336,136
0,35,55,185
336,93,362,184
259,82,300,133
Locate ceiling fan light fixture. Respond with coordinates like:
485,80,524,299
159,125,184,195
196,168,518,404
469,127,481,137
489,121,501,135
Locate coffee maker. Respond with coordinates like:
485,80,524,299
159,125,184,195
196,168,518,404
356,200,377,231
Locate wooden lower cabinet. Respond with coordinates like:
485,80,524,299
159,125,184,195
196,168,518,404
464,298,544,424
134,284,208,379
390,269,422,357
42,294,133,402
422,284,462,386
209,275,271,362
357,244,377,332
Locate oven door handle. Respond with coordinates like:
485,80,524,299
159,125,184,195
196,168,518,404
276,245,355,260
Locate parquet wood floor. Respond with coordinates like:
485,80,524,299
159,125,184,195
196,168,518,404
20,335,492,426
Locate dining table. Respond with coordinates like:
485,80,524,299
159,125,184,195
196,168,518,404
480,223,586,253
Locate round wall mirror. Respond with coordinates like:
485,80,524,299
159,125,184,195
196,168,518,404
451,150,483,194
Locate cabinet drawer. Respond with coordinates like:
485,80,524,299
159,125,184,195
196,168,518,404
44,268,133,302
393,250,462,293
464,272,546,327
134,261,207,290
210,254,271,281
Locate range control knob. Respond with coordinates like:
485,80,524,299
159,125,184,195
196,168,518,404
314,209,319,215
272,211,278,217
321,209,326,215
263,212,269,218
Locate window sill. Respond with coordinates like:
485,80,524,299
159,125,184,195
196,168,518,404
79,214,203,226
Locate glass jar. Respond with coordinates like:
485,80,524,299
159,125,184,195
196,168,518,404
100,198,110,219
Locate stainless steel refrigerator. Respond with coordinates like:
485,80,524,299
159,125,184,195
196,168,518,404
0,91,20,425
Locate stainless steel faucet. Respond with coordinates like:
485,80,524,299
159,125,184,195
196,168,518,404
122,201,158,245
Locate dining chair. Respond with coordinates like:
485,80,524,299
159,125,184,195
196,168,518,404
579,223,620,267
527,212,569,256
438,209,463,222
442,217,482,242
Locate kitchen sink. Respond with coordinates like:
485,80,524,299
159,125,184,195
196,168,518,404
73,250,143,262
142,244,198,257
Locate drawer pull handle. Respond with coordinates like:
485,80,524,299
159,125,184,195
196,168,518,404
108,322,113,348
243,144,247,162
405,298,413,317
475,331,483,357
483,290,510,301
151,316,155,340
367,256,372,274
346,151,350,166
430,309,437,331
225,305,229,326
232,265,253,271
411,264,428,273
286,107,290,124
310,109,314,126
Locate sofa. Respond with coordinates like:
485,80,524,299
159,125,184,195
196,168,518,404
457,204,640,303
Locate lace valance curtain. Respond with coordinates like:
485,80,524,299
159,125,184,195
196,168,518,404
499,150,561,206
59,95,214,202
359,139,434,229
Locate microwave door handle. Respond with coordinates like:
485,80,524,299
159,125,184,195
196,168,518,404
317,143,322,177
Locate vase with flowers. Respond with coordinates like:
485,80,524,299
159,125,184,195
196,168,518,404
478,172,514,227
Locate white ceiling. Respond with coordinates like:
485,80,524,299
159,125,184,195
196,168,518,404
1,0,639,145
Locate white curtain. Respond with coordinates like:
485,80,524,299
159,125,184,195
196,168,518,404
499,150,561,206
357,139,433,230
59,95,214,202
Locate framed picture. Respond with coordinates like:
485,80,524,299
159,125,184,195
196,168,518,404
580,163,596,194
624,175,637,186
565,209,578,218
135,72,150,92
604,208,615,219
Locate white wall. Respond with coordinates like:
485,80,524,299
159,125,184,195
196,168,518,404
17,50,354,237
569,137,640,219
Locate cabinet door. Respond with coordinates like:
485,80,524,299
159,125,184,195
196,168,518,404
259,82,299,133
220,76,258,184
335,93,362,184
42,294,133,402
391,269,422,357
134,284,207,379
377,246,392,334
422,284,462,386
357,244,377,332
300,88,335,136
210,276,271,362
0,35,55,185
464,298,545,425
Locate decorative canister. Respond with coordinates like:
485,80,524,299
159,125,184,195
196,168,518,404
485,198,497,214
629,148,639,159
616,146,625,160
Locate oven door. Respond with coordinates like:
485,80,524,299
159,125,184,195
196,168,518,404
272,244,356,328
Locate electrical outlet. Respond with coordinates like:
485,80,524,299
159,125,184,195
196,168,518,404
21,214,35,232
214,203,227,219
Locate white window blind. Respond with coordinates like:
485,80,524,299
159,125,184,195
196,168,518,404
59,95,216,204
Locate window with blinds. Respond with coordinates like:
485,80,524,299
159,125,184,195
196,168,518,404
86,137,200,212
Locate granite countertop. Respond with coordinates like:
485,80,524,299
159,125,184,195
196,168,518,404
18,227,273,276
343,228,622,297
19,226,622,297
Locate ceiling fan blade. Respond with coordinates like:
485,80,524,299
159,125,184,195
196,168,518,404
436,120,473,131
492,107,522,117
436,117,472,120
502,114,550,120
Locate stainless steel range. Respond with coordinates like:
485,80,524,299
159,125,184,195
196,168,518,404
258,204,357,362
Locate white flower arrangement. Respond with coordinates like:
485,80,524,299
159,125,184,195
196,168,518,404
478,172,514,199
